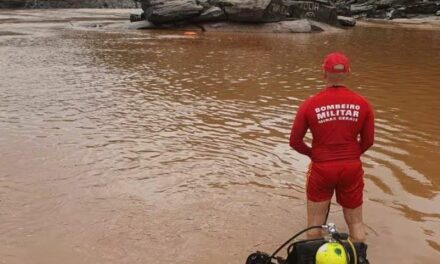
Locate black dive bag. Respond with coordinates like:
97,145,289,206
246,238,368,264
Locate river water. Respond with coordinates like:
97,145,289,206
0,9,439,264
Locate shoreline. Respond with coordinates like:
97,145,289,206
1,8,439,32
0,1,137,9
357,15,440,30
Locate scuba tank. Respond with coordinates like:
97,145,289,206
245,224,370,264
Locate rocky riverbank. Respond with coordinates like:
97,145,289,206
128,0,440,33
127,0,355,33
0,0,138,9
1,0,438,33
134,0,341,25
337,0,440,20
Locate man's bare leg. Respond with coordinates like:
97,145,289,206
307,199,331,239
343,205,365,242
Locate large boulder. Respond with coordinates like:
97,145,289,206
349,0,377,15
387,7,407,19
142,0,204,24
210,0,338,24
135,0,341,29
0,0,138,8
337,15,356,26
121,18,340,33
202,19,315,33
375,0,414,8
405,2,439,14
138,0,339,25
192,6,226,22
218,0,272,22
0,0,25,8
336,0,440,18
196,0,212,8
127,20,156,29
263,0,338,25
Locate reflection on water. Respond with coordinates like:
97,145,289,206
0,9,439,264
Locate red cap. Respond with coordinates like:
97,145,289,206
323,52,350,73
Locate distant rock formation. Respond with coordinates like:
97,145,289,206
133,0,440,27
136,0,340,24
0,0,138,8
0,1,23,8
335,0,440,19
130,0,346,33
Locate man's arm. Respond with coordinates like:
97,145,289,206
289,101,312,157
360,106,375,153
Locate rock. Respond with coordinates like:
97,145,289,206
337,15,356,26
127,20,156,29
269,20,315,33
202,19,315,33
368,9,388,18
143,0,204,24
130,13,146,22
375,0,417,8
350,0,377,15
375,0,404,8
196,0,211,8
405,2,438,14
133,0,342,32
437,10,440,16
387,7,407,19
264,0,339,25
350,4,376,15
221,0,272,22
138,0,339,25
335,3,352,17
192,6,226,22
3,0,139,8
0,0,25,8
128,19,336,33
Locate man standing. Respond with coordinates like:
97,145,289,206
290,52,374,261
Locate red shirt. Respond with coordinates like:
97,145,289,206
290,86,374,162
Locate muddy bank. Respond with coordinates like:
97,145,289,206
0,0,138,9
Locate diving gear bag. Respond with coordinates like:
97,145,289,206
245,224,370,264
286,239,366,264
246,239,369,264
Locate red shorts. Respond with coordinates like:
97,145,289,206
306,159,364,209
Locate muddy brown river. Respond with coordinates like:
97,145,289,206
0,9,439,264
